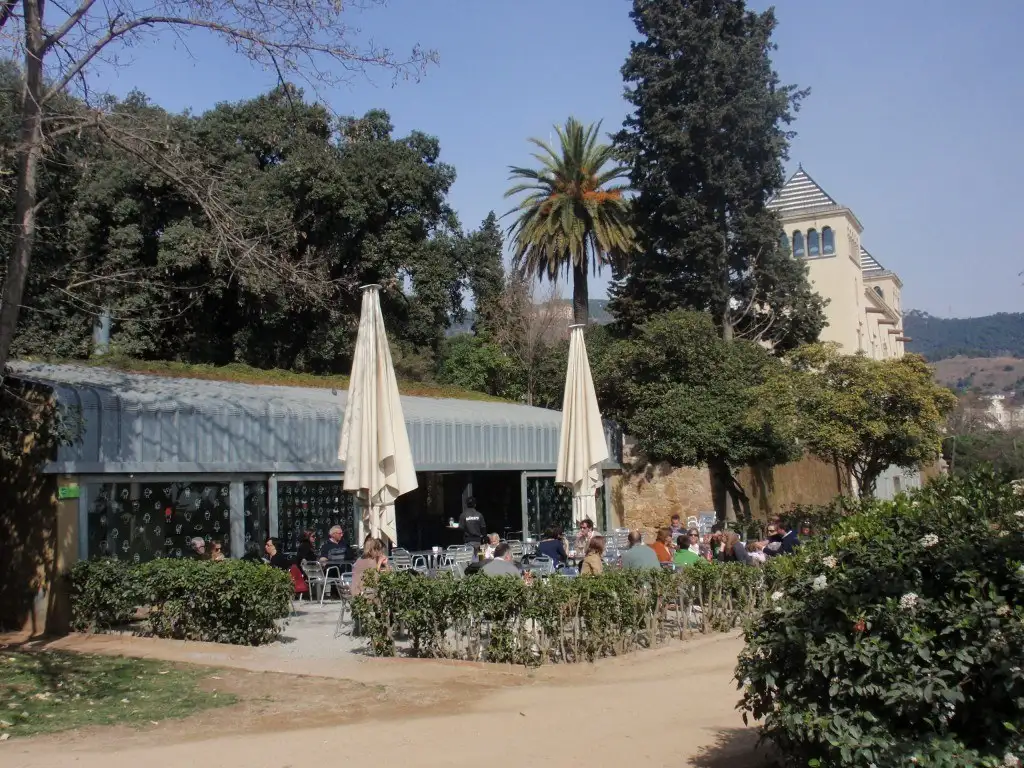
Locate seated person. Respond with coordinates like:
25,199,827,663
482,543,521,577
747,540,768,565
672,535,701,567
319,525,347,563
351,538,390,596
264,537,291,570
482,533,500,560
651,527,674,563
620,531,662,571
537,527,568,567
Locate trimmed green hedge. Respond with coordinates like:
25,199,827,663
738,470,1024,767
352,561,768,665
71,558,292,646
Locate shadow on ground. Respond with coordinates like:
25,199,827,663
691,728,779,768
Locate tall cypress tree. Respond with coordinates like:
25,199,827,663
609,0,826,352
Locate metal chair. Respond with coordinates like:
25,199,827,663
525,555,555,576
391,548,413,571
302,561,344,605
332,573,354,638
506,540,525,563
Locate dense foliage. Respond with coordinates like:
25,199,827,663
352,561,769,665
609,0,825,351
70,558,292,645
757,345,957,498
905,310,1024,362
599,311,799,519
738,472,1024,767
2,68,502,374
945,430,1024,480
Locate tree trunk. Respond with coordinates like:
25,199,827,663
719,211,733,342
571,259,588,326
0,0,46,375
708,457,736,523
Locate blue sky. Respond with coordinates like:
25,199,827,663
93,0,1024,318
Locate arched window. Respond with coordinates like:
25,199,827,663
822,226,835,255
780,231,790,254
808,228,820,257
792,230,805,258
874,286,884,299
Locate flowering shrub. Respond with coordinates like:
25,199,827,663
737,471,1024,767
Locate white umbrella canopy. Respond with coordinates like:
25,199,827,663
338,285,418,545
555,325,610,527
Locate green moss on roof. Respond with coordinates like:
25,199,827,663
21,356,510,403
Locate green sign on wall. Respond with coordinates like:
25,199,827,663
58,485,80,500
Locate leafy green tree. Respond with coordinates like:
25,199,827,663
437,334,520,399
609,0,825,351
944,430,1024,479
599,311,799,521
0,0,434,375
504,117,633,325
9,88,468,375
460,212,506,338
760,346,958,498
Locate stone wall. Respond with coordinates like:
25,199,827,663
738,457,843,519
610,437,844,534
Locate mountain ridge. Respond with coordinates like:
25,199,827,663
903,310,1024,361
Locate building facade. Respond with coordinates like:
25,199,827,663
768,167,909,360
10,362,622,566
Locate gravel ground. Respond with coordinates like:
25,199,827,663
265,600,367,662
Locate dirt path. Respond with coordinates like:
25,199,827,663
2,634,772,768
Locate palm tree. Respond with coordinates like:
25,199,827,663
504,117,633,325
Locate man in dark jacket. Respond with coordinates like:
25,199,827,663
778,521,801,554
458,497,485,546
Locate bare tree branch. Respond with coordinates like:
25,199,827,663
0,0,18,31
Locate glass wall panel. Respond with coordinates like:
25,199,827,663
86,480,230,562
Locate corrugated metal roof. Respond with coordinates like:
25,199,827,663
767,167,840,216
11,362,622,474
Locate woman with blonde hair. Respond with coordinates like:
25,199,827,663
580,535,606,576
351,537,390,596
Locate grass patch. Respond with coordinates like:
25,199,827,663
21,356,510,402
0,651,234,739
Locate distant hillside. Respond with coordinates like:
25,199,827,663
932,356,1024,395
905,310,1024,361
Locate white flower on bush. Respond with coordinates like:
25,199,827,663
899,592,920,611
1004,754,1020,768
1016,510,1024,519
918,533,939,549
997,605,1012,617
822,555,839,569
812,575,828,591
953,495,968,505
1018,565,1024,578
771,591,785,602
1014,479,1024,496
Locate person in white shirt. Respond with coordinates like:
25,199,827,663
482,533,499,560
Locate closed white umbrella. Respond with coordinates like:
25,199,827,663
556,325,609,526
338,285,418,545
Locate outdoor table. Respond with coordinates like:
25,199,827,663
408,550,449,569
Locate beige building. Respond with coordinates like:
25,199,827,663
768,167,908,359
